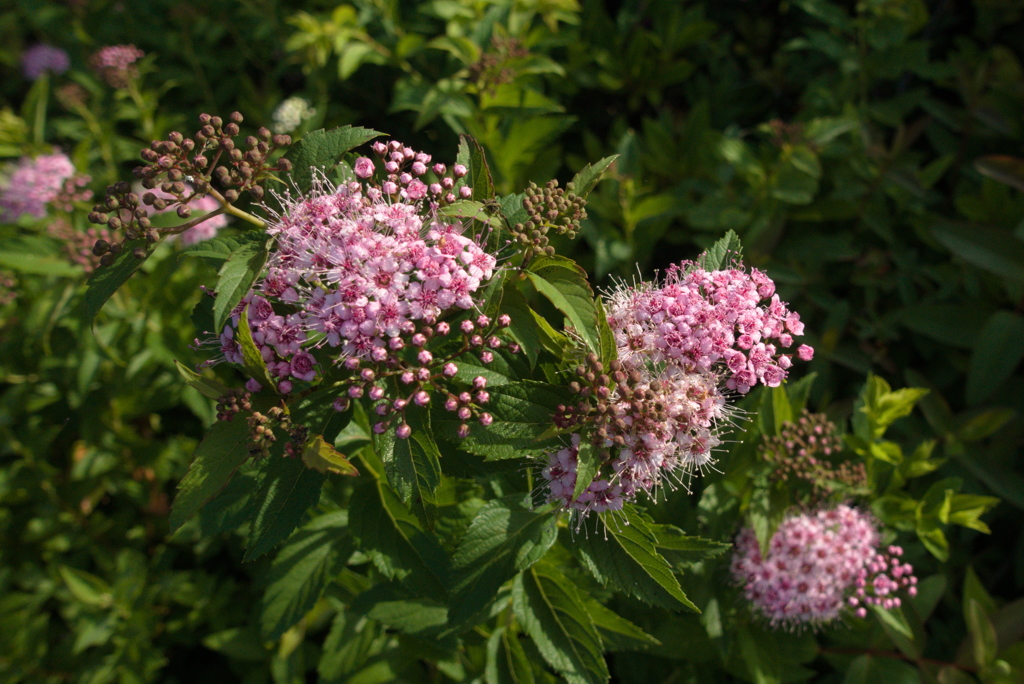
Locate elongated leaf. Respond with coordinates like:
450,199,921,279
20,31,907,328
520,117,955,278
435,380,570,460
301,435,359,476
574,506,698,612
283,125,383,195
0,237,82,275
235,305,276,390
500,282,542,367
174,359,231,399
513,563,609,684
975,154,1024,192
243,454,326,561
180,230,269,266
457,134,495,202
59,566,112,607
374,408,442,529
449,495,557,626
966,311,1024,405
349,480,449,597
569,155,618,198
573,439,600,501
80,239,155,320
170,417,252,530
595,297,617,367
260,511,352,641
698,230,743,271
584,599,660,651
932,222,1024,283
652,524,731,563
487,626,536,684
527,255,601,353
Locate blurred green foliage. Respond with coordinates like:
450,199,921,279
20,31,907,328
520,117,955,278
1,0,1023,681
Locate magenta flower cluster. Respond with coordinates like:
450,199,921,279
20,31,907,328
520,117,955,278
212,140,514,438
90,44,144,88
1,153,85,222
541,261,812,517
607,263,813,394
21,44,70,80
731,505,917,628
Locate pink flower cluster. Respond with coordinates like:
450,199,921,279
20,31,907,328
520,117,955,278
1,153,87,222
140,185,228,245
209,140,515,439
607,263,812,394
731,505,917,629
90,44,144,88
21,44,70,80
542,260,812,517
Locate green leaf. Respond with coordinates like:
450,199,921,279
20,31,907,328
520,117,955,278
363,594,448,636
374,408,442,529
0,236,82,276
236,305,276,390
437,380,569,460
956,408,1015,443
697,230,743,271
595,297,617,368
931,222,1024,283
486,626,536,684
283,125,383,195
963,566,998,618
584,599,660,651
966,311,1024,405
572,439,600,501
301,435,359,476
449,495,557,626
180,230,269,265
170,417,252,530
80,239,155,320
868,603,914,640
513,563,609,684
947,494,999,534
966,598,998,667
500,282,542,367
526,255,601,354
854,374,928,440
569,155,618,198
574,505,698,612
174,359,232,399
243,454,327,561
212,241,268,334
652,524,731,564
59,566,112,607
260,511,352,641
457,134,495,202
348,479,449,597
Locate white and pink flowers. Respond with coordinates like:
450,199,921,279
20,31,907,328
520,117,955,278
731,505,917,629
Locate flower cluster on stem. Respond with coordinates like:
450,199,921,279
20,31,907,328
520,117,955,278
731,504,917,629
0,153,90,222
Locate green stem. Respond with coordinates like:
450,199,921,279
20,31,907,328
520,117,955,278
205,187,267,228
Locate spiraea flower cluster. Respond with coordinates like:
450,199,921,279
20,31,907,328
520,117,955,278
21,44,70,80
541,261,812,517
90,44,144,88
89,112,291,265
761,410,866,498
272,97,317,134
210,139,516,440
731,505,917,629
1,152,89,222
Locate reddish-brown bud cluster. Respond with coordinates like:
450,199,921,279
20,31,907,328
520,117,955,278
511,180,586,262
760,410,865,498
247,406,292,459
215,388,252,422
468,36,530,95
88,111,294,265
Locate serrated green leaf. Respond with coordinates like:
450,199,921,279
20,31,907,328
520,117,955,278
527,255,601,354
966,311,1024,405
349,479,449,597
212,243,268,334
486,625,536,684
500,282,542,368
569,155,618,198
436,380,569,460
170,418,252,530
652,524,731,563
283,125,383,196
449,495,557,627
374,408,441,529
80,239,156,320
174,359,232,399
584,599,660,651
697,230,743,271
180,230,269,263
260,511,352,641
574,506,698,612
243,454,326,561
513,564,609,684
301,435,359,476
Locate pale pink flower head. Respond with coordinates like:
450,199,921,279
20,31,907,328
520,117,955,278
354,157,374,178
731,505,917,629
22,44,70,80
90,44,145,88
1,153,77,222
